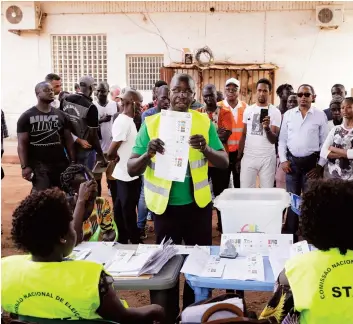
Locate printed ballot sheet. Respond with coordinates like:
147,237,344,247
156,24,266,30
155,110,192,182
220,233,293,257
181,247,225,278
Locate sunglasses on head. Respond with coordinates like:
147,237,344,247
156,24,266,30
297,93,311,98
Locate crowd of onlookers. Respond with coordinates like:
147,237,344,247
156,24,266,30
1,73,353,323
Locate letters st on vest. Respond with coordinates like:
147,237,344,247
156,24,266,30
62,99,90,141
144,110,212,215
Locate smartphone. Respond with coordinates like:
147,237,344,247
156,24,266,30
260,108,268,123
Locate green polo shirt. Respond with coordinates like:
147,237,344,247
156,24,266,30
132,121,223,205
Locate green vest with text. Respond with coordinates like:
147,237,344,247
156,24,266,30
286,248,353,324
1,255,104,320
144,110,212,215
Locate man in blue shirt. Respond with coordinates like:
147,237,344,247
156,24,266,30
141,85,170,122
138,85,170,239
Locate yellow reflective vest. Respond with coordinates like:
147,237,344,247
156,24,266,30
144,110,212,215
286,248,353,324
1,255,104,319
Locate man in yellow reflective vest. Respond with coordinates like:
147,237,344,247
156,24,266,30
128,73,229,308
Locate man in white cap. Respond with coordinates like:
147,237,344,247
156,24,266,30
61,75,107,170
218,77,247,188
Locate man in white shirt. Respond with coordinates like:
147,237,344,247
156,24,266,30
279,84,328,195
93,81,118,198
237,78,281,188
107,89,141,244
279,84,328,241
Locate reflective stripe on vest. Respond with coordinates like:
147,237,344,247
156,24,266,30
232,128,243,132
144,178,169,197
228,140,239,145
144,110,212,214
194,178,209,190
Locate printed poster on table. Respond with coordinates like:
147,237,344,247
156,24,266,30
155,110,192,182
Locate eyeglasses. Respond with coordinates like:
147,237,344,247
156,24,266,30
171,89,193,95
225,88,238,93
297,93,311,98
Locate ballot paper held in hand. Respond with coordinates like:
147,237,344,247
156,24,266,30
155,110,192,182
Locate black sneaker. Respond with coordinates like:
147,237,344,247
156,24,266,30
139,228,147,240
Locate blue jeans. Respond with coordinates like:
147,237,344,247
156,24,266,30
76,149,96,170
285,155,310,195
137,177,150,229
284,154,315,242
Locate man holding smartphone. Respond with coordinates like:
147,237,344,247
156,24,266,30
237,78,281,188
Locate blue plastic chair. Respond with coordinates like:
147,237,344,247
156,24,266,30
290,193,302,216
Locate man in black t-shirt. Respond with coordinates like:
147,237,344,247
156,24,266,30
17,82,75,192
61,76,107,170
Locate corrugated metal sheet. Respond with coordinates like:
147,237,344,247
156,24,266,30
161,66,276,104
40,1,349,15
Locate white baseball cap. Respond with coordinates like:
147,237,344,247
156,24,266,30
225,78,240,88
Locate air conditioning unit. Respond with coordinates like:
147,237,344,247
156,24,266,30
2,1,42,31
316,5,344,29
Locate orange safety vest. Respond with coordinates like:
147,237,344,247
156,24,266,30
218,100,246,152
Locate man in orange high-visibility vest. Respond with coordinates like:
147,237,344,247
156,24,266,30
218,78,247,189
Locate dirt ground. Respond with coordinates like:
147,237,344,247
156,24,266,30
1,163,271,316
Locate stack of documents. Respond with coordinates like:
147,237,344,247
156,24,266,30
135,244,210,255
106,238,177,277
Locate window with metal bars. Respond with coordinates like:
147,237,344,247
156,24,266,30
51,35,107,92
127,55,164,91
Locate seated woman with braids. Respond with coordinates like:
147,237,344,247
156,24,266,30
1,187,165,323
259,179,353,323
60,164,117,243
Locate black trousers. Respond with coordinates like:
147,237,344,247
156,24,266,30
114,178,141,244
154,202,212,309
108,179,118,205
208,167,229,230
228,151,241,188
31,160,69,192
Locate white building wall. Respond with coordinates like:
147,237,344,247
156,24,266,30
2,2,353,136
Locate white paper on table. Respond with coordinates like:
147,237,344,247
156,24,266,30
155,110,192,182
200,256,225,278
220,233,293,257
176,245,211,255
180,247,210,276
269,250,288,281
222,254,264,281
290,240,310,257
135,244,161,255
70,249,91,260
